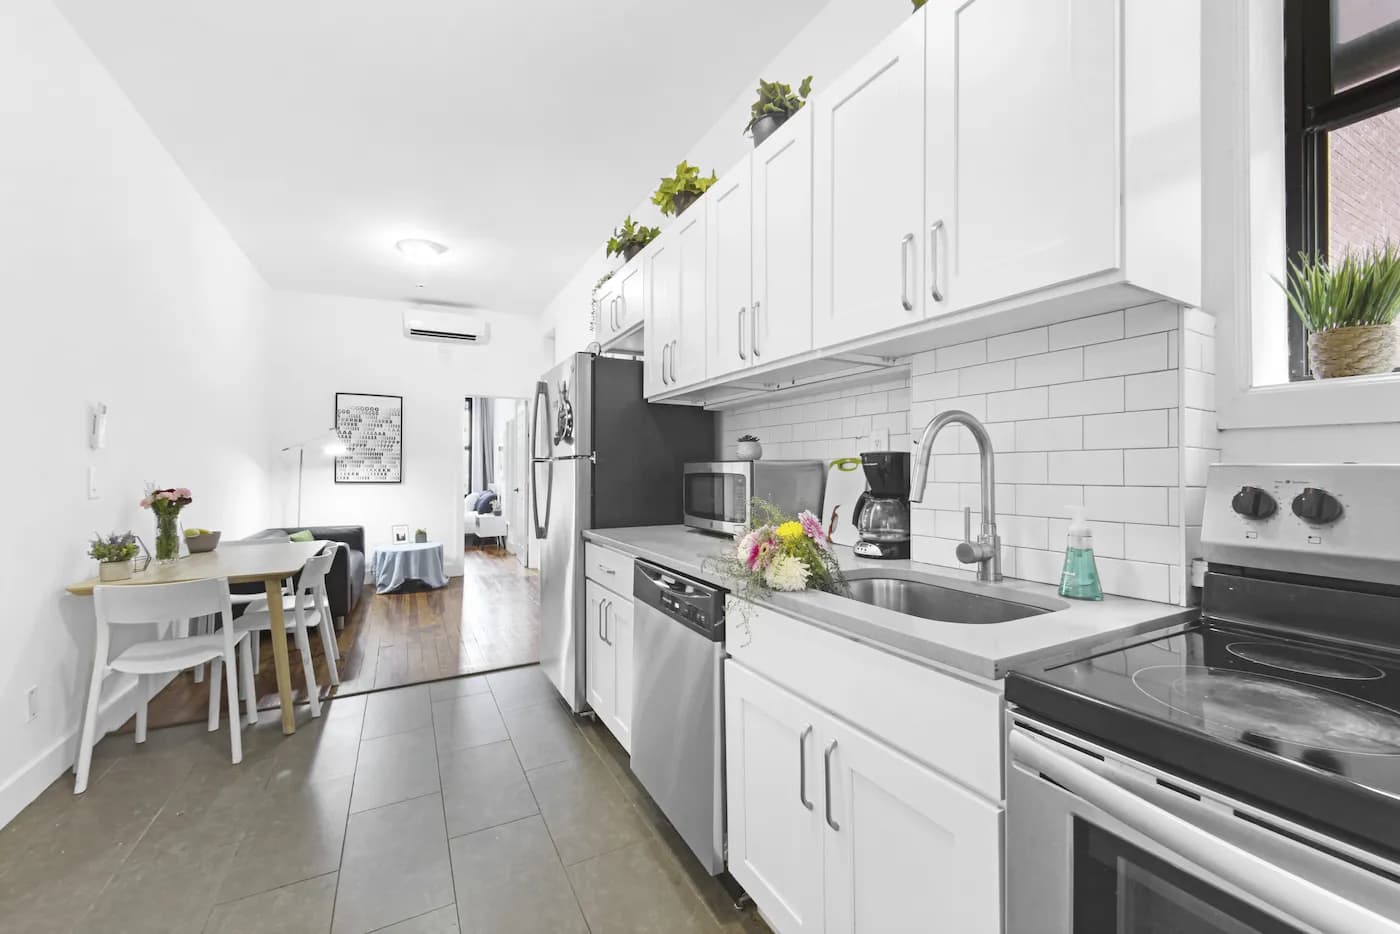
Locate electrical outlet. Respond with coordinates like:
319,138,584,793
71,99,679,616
859,429,890,453
26,686,38,723
87,465,99,500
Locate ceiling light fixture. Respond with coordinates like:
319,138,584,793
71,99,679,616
395,238,449,263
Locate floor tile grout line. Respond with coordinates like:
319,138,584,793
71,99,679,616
430,681,465,934
327,686,368,934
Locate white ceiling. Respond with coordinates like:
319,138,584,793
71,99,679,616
55,0,824,314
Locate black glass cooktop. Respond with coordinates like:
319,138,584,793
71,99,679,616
1007,620,1400,859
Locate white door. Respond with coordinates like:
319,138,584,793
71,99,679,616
942,0,1119,311
725,663,826,934
707,154,753,380
584,581,614,724
670,207,708,388
644,237,676,398
616,257,644,336
813,11,925,348
607,596,633,753
822,717,1002,934
752,107,814,363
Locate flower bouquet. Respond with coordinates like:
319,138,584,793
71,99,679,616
708,500,847,640
141,487,192,564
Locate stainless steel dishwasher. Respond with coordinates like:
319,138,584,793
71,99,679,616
631,560,726,875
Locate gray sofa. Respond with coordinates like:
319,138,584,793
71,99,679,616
233,525,366,624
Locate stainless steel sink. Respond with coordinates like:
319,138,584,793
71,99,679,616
841,573,1052,625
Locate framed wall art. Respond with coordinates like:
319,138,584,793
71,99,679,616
335,392,403,483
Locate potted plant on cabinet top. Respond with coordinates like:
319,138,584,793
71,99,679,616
744,76,813,148
651,161,717,217
911,0,927,9
1278,241,1400,379
736,434,763,461
606,216,660,262
90,531,139,582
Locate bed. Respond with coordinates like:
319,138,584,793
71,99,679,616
465,489,509,548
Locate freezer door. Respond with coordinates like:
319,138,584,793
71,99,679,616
538,456,588,712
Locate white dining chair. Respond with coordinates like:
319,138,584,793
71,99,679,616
237,546,340,718
75,578,255,794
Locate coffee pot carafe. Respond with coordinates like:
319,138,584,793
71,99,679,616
852,451,911,560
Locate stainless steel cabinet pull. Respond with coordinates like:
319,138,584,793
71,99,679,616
929,220,944,302
738,308,748,361
900,234,915,312
660,342,669,385
617,295,626,328
667,341,676,384
604,600,611,645
597,598,606,643
798,725,814,811
751,300,762,358
823,740,840,831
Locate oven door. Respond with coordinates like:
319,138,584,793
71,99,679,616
1007,719,1400,934
682,463,749,534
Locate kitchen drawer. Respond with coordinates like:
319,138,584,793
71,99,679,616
584,542,633,599
728,600,1004,801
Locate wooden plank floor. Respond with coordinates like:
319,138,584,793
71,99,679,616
130,547,540,732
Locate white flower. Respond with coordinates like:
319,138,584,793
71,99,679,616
763,553,810,592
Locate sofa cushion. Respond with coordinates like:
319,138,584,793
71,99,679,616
289,529,315,542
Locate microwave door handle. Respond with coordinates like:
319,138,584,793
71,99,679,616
1008,730,1400,934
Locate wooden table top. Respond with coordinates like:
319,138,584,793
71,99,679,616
66,541,324,596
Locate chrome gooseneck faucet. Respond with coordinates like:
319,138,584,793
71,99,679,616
910,409,1003,582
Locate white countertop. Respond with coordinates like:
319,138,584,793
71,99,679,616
583,525,1194,681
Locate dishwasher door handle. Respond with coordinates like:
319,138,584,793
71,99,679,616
798,725,814,811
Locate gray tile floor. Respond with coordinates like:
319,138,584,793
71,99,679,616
0,666,770,934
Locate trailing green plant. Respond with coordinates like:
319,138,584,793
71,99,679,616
89,531,139,563
1276,241,1400,333
651,161,718,217
605,215,660,259
744,76,813,135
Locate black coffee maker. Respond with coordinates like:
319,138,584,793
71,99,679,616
852,451,911,559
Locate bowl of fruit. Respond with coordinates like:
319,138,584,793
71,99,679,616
184,528,221,553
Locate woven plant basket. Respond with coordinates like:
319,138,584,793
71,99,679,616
1308,324,1399,379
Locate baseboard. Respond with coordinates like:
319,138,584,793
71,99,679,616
0,671,167,829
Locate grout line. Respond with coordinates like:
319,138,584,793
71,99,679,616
429,683,465,934
326,686,367,934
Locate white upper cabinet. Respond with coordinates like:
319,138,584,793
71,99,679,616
752,107,814,364
933,0,1120,314
645,206,708,398
707,154,753,380
643,239,673,399
615,258,644,337
813,12,926,348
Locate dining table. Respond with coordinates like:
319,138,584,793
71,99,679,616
65,539,325,734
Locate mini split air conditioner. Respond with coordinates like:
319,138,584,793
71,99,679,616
402,308,489,344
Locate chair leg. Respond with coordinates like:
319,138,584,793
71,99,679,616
239,636,257,726
320,617,341,686
223,650,243,764
293,623,322,717
208,658,223,732
73,665,105,794
252,630,261,674
134,675,148,744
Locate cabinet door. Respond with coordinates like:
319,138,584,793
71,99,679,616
583,581,614,723
594,281,618,343
752,107,813,364
822,718,1002,934
616,257,643,336
607,596,633,753
813,12,925,348
706,155,753,380
725,662,826,934
643,237,676,398
941,0,1119,311
670,207,708,388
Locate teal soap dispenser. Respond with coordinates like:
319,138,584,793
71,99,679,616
1058,506,1103,601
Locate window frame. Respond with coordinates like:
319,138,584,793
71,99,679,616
1284,0,1400,380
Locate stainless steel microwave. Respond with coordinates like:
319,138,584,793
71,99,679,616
683,460,827,535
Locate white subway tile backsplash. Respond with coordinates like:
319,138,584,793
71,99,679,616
998,452,1049,484
959,359,1017,394
855,392,889,416
1014,547,1064,586
1049,518,1126,559
840,416,871,437
1183,308,1215,336
1049,310,1124,350
1123,370,1178,410
1124,523,1179,565
1124,301,1179,337
932,453,982,483
1095,556,1172,603
1084,332,1170,379
1084,486,1169,525
1083,410,1169,449
1015,416,1084,452
988,327,1049,361
987,387,1048,422
934,339,987,371
1048,450,1124,486
1123,448,1179,486
1183,407,1218,448
911,370,960,402
1048,377,1125,416
1184,447,1218,487
1017,484,1085,517
998,514,1050,550
1015,348,1085,388
1184,368,1215,410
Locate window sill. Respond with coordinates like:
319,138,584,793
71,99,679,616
1220,370,1400,429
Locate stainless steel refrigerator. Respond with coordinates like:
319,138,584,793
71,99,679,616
530,352,714,712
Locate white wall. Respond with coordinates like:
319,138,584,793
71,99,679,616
541,0,909,359
0,0,274,826
266,292,551,576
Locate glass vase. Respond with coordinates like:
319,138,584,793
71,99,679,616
154,511,183,564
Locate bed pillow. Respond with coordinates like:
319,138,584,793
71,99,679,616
464,491,482,512
475,491,498,514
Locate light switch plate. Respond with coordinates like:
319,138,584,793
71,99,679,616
859,429,890,453
87,466,99,500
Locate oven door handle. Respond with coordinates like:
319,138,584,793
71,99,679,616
1009,729,1400,934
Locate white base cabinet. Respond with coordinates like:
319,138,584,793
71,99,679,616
726,661,1002,934
583,545,634,752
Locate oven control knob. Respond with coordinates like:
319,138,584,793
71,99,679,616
1230,486,1277,520
1291,487,1344,525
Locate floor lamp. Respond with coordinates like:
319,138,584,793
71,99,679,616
282,431,348,527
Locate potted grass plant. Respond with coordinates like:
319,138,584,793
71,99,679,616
89,531,139,582
606,216,660,262
651,161,718,217
744,76,813,148
1278,241,1400,379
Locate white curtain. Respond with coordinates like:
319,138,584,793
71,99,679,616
479,398,496,488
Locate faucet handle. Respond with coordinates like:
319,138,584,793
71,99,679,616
963,506,972,543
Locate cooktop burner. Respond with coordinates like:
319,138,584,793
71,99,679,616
1224,641,1387,681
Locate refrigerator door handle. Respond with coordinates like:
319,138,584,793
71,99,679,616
531,457,553,540
530,380,551,460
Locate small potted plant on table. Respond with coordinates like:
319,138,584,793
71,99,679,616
90,532,139,582
652,161,718,217
606,216,661,262
415,528,428,543
736,434,763,460
744,76,813,148
1278,241,1400,379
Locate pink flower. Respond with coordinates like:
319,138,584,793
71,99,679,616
174,488,192,500
139,496,153,508
798,510,826,547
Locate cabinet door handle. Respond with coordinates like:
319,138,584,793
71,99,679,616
617,295,626,328
660,341,669,385
738,308,748,360
929,220,945,302
597,598,606,643
823,740,840,831
751,300,762,358
798,725,813,811
667,341,676,384
900,233,915,312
